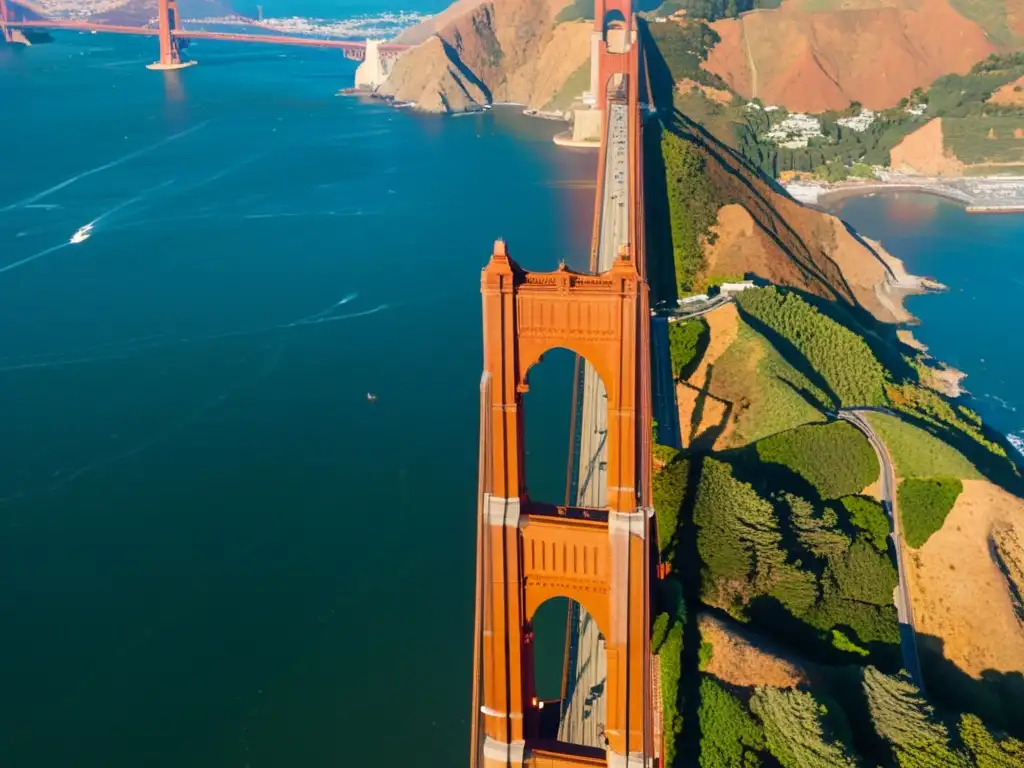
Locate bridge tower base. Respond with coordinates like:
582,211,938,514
149,0,196,70
354,39,392,90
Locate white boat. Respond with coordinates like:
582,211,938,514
69,224,93,244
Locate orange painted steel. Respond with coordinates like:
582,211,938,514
0,0,11,42
475,28,655,765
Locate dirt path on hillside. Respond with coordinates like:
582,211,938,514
742,20,758,100
905,479,1024,726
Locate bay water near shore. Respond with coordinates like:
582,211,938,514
833,192,1024,460
0,31,595,767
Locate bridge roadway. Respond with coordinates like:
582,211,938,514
3,18,408,55
557,99,630,750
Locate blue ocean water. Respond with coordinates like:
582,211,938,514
0,31,595,767
835,192,1024,457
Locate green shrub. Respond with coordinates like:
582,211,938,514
736,287,888,407
826,538,898,607
695,459,786,604
898,477,963,549
755,422,879,499
698,677,765,768
839,495,891,552
886,383,1006,459
654,457,689,556
647,19,725,87
830,629,869,657
863,667,969,767
657,614,685,766
749,686,857,767
668,318,708,379
783,493,851,559
662,130,719,293
806,581,900,645
555,0,593,22
699,639,714,670
654,442,682,466
709,320,829,446
864,412,981,480
959,713,1024,767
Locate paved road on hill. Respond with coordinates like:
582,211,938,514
559,101,630,749
839,409,925,690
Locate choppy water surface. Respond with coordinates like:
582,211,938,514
0,32,595,767
835,192,1024,457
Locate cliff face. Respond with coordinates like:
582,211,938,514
702,0,994,112
676,121,907,323
889,118,966,176
379,0,592,112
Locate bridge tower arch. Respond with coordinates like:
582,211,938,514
476,241,651,767
147,0,196,71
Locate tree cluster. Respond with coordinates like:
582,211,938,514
668,319,708,380
736,287,888,407
755,422,879,500
897,477,964,549
661,130,719,293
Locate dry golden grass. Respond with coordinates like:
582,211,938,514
905,479,1024,724
699,613,807,689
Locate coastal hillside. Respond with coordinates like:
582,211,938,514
647,24,1024,763
379,0,592,112
648,113,915,324
890,113,1024,173
701,0,996,112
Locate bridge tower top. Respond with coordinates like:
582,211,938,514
594,0,633,35
1,0,12,43
481,239,640,513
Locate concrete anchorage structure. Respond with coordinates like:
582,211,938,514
571,0,638,144
147,0,197,70
353,39,396,90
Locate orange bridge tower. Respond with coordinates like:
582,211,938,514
147,0,196,71
474,242,652,767
1,0,14,44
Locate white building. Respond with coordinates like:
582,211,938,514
837,109,876,132
763,113,823,149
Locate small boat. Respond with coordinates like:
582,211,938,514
366,392,377,403
69,224,93,244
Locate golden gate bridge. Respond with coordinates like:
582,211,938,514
0,0,409,70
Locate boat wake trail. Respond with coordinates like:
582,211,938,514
0,293,387,374
0,122,210,212
0,242,71,276
89,180,177,228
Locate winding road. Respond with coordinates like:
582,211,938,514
838,409,925,690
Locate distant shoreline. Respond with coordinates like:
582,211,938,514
789,177,1024,214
